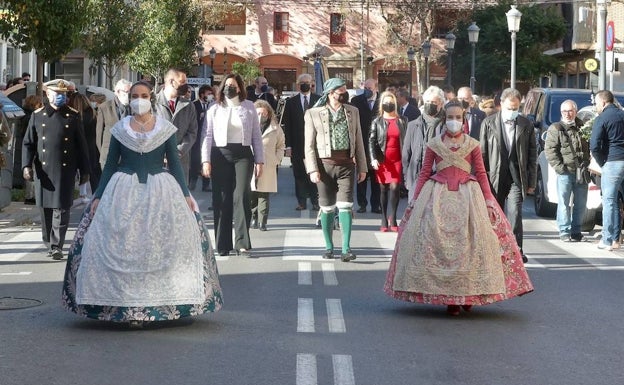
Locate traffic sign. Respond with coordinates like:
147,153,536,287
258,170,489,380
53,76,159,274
607,21,615,51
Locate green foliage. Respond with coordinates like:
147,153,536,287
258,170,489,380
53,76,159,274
0,0,90,61
452,1,567,94
126,0,203,84
82,0,142,86
232,60,261,86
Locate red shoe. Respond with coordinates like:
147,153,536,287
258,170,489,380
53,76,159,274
461,305,473,312
390,226,399,232
380,226,389,232
447,305,460,316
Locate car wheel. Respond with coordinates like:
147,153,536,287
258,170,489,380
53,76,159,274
534,168,556,217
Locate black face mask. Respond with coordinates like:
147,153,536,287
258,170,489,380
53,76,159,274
460,100,470,110
260,84,269,93
176,83,189,97
382,102,396,113
337,92,349,104
300,83,311,93
224,86,238,99
424,102,439,116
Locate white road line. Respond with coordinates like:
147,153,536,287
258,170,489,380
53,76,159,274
299,262,312,285
296,354,318,385
332,355,355,385
326,298,346,333
0,272,32,276
0,231,46,262
297,298,315,333
322,263,338,286
283,230,328,260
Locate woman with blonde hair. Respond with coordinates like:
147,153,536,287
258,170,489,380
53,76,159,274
251,99,285,231
369,91,407,231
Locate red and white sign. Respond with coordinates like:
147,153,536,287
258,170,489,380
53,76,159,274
606,21,615,51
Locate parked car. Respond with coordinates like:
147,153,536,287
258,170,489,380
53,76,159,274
523,88,624,231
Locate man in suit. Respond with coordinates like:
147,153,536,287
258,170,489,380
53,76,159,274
190,84,214,191
246,76,278,111
350,78,381,213
457,86,486,139
396,88,420,122
480,88,536,263
304,78,367,262
22,80,91,260
281,73,320,210
155,68,198,184
95,79,131,167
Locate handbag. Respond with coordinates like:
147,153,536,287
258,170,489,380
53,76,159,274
576,165,591,185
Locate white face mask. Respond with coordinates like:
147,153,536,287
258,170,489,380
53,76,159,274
130,98,152,115
501,109,519,121
205,94,214,103
446,119,463,134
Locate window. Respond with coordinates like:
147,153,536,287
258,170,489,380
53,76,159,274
274,12,289,44
327,68,353,88
330,13,346,45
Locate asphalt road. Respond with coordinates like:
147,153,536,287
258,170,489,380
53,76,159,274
1,159,623,385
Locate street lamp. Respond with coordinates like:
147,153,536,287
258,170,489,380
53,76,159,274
223,47,228,74
209,47,216,83
445,32,456,87
467,22,480,93
407,46,415,97
422,39,431,89
506,5,522,89
196,44,205,79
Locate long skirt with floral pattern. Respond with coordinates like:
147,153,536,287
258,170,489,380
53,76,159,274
384,179,533,306
62,206,223,322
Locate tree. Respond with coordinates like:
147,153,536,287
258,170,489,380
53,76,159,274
232,60,261,86
81,0,142,88
0,0,90,93
452,1,566,94
126,0,203,87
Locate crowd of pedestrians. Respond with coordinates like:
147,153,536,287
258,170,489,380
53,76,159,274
16,67,624,325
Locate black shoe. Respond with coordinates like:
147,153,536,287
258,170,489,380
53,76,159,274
570,233,583,242
24,198,35,205
341,250,356,262
312,204,320,211
356,207,366,213
371,208,382,214
51,249,63,260
217,250,229,256
295,204,307,211
322,250,334,259
259,225,267,231
522,254,528,263
250,219,258,229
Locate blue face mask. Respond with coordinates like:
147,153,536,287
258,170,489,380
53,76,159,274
363,89,373,99
260,84,269,93
54,93,67,107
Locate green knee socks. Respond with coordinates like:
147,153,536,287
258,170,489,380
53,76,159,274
320,211,334,251
338,210,352,253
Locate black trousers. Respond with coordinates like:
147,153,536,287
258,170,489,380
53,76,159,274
495,180,524,251
211,144,254,252
39,207,70,252
190,135,210,190
356,169,380,210
292,156,318,207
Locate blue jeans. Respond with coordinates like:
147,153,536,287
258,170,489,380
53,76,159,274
600,161,624,244
556,172,588,236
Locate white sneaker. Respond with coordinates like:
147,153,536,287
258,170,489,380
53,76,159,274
597,241,612,251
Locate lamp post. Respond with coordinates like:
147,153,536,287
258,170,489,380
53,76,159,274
445,32,456,87
422,39,431,89
506,5,522,89
223,47,228,74
467,22,480,93
597,0,611,90
196,44,205,79
407,46,415,97
209,47,216,84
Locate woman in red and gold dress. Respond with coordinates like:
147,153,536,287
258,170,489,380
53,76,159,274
384,101,533,316
369,91,407,232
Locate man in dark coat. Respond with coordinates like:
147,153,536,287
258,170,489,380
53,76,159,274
246,76,278,111
350,78,381,213
190,84,214,191
457,86,486,139
281,73,320,210
22,80,91,260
